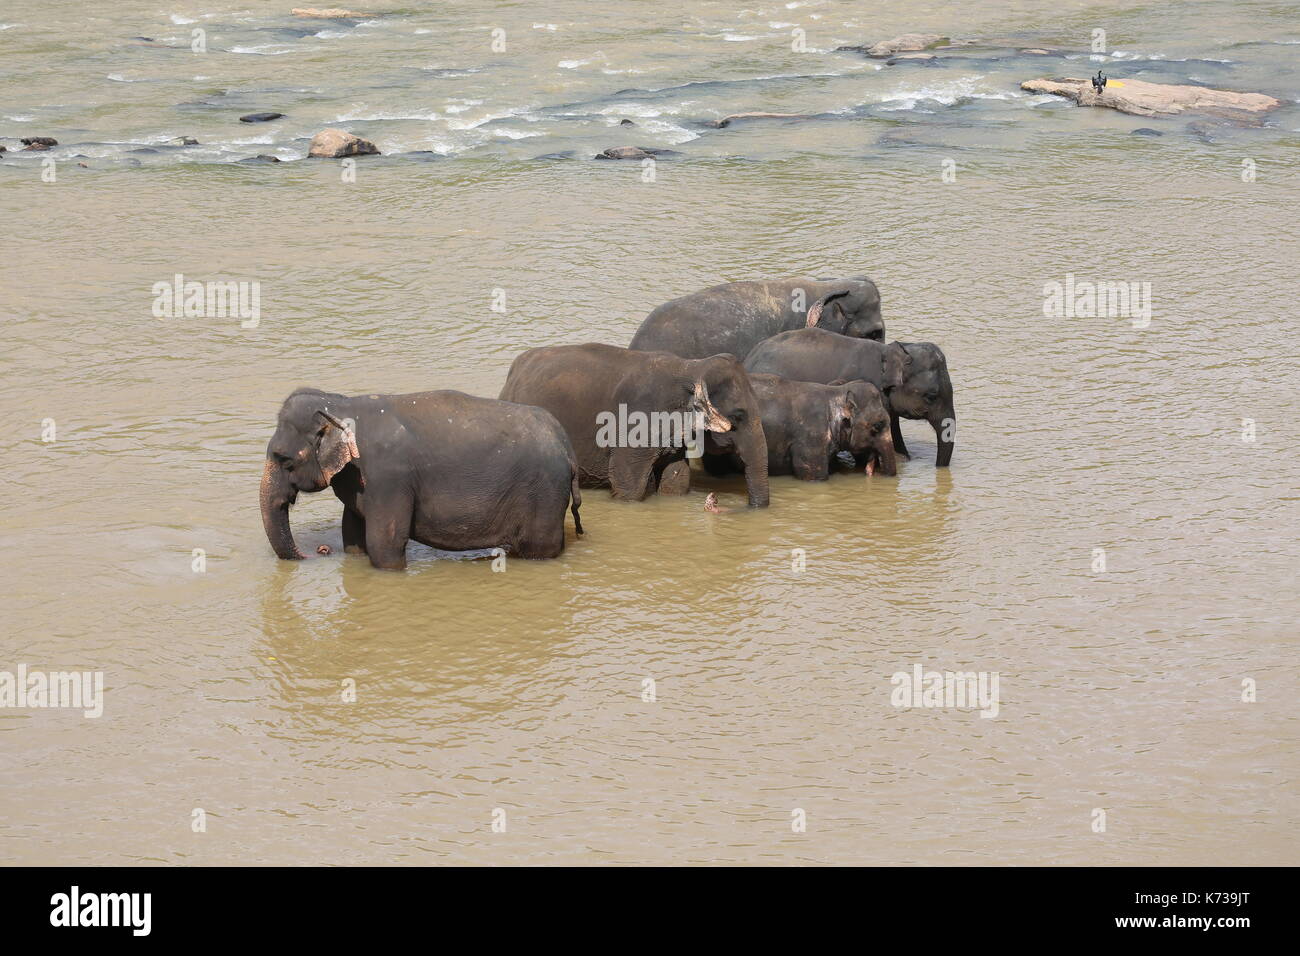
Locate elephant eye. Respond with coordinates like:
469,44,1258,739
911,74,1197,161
924,390,939,402
730,409,745,424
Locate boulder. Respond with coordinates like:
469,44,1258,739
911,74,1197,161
867,34,948,58
594,146,679,160
307,128,380,158
21,136,58,148
291,7,370,17
709,111,810,128
1020,77,1281,117
596,146,652,160
240,112,284,123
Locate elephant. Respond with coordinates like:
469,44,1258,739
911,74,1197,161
628,275,883,360
260,388,584,570
744,327,955,467
702,374,898,480
499,343,770,507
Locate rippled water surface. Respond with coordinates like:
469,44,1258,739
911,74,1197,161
2,1,1298,865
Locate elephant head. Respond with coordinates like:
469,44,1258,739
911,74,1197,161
883,342,955,467
805,277,884,342
832,380,898,477
695,355,770,507
260,388,360,560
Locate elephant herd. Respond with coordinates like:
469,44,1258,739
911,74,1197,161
260,276,956,570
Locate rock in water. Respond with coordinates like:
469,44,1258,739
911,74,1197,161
1020,77,1280,117
21,136,58,149
709,111,810,128
867,34,948,57
308,128,380,158
595,146,651,160
240,112,284,123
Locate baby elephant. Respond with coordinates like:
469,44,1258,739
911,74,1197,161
260,388,583,570
703,375,898,480
746,327,955,466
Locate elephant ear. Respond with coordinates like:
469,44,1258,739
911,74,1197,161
806,289,850,327
314,410,360,483
689,380,732,433
883,343,911,392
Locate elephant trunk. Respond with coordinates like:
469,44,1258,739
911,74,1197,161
737,423,770,507
260,458,305,559
931,405,955,468
872,433,899,477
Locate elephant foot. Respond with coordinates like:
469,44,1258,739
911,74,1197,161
658,460,692,495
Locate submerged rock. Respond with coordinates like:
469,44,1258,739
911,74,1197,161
708,111,810,128
885,53,937,65
240,112,284,123
307,128,380,157
291,7,370,16
1131,127,1163,137
240,154,282,163
172,136,200,146
865,34,949,57
21,136,58,149
594,145,679,160
1021,77,1281,117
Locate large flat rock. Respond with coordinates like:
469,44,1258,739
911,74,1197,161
1022,76,1280,117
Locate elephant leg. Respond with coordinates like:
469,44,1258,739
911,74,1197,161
657,459,691,495
609,448,661,501
363,492,413,570
890,411,911,459
341,507,367,555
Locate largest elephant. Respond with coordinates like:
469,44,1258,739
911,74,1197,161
499,344,770,507
745,328,956,467
629,275,883,360
260,388,583,570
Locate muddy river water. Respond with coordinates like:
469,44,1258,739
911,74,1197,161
1,1,1297,864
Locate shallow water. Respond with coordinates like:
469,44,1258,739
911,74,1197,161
2,1,1298,865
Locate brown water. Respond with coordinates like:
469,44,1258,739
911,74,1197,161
2,1,1298,865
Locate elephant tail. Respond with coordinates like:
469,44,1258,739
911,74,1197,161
570,467,584,536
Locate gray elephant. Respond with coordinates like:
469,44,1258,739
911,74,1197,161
629,276,883,360
499,343,770,506
260,388,583,570
702,374,904,478
703,374,898,480
745,328,955,467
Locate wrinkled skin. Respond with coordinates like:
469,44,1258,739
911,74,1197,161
500,343,770,507
629,276,884,360
745,327,955,467
260,388,584,570
703,374,897,480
